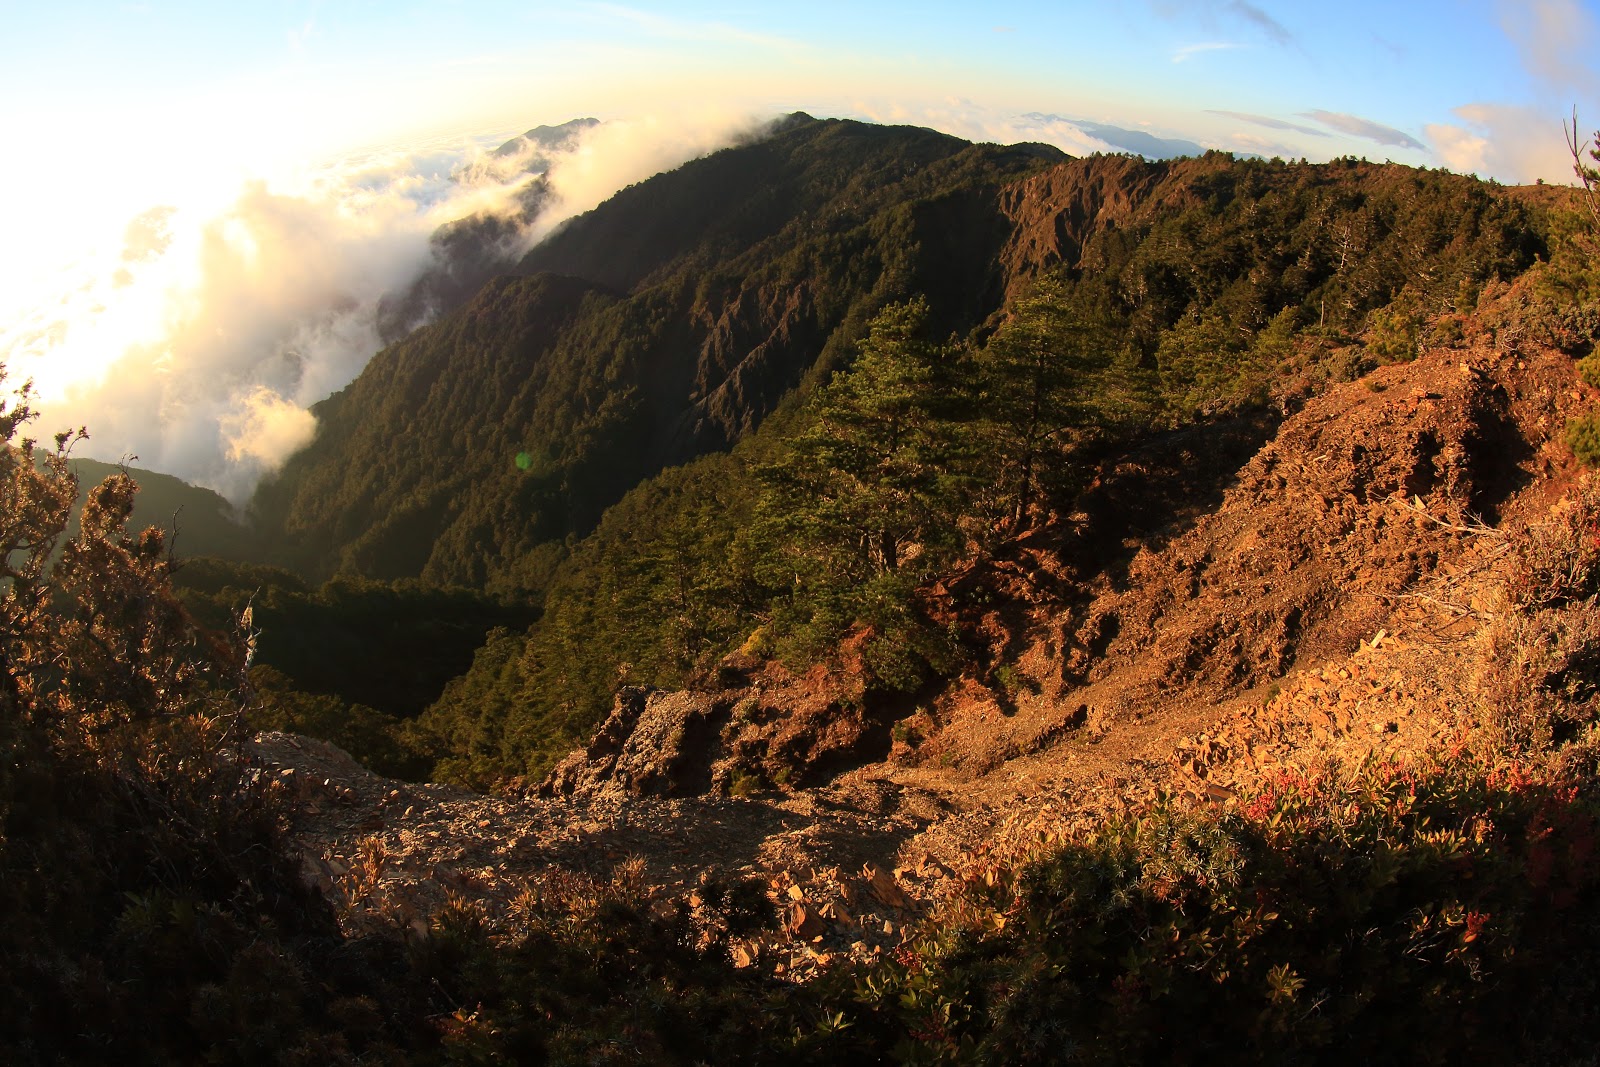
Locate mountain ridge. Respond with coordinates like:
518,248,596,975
249,116,1544,600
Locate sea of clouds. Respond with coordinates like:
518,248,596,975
0,110,765,505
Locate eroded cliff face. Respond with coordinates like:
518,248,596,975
262,292,1599,976
996,152,1170,290
540,303,1587,794
251,115,1534,595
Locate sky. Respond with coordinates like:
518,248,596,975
1,0,1597,499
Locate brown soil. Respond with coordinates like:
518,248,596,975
257,320,1593,974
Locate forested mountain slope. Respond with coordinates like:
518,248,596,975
408,159,1550,786
64,457,259,561
11,111,1600,1063
251,116,1061,591
251,116,1545,601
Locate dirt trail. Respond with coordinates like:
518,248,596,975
259,329,1592,971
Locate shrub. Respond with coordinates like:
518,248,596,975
1566,414,1600,467
1578,352,1600,390
0,386,360,1063
1480,476,1600,750
830,753,1600,1064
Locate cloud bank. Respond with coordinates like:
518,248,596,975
1426,103,1575,184
1498,0,1599,98
1302,110,1426,152
0,112,761,505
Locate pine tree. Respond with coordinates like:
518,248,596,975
971,277,1117,532
763,298,963,584
750,298,966,687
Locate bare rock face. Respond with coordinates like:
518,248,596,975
1072,340,1584,705
540,687,732,798
539,667,893,801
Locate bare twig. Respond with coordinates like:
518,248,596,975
1393,591,1486,618
1567,108,1600,235
1386,493,1503,539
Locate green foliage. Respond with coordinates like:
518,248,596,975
1524,118,1600,337
1566,413,1600,467
760,299,964,580
1578,352,1600,390
750,298,975,691
1364,287,1426,362
173,559,532,721
1104,160,1542,412
413,454,761,788
822,753,1600,1064
968,278,1147,531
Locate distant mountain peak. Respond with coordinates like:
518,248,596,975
492,117,601,158
1021,113,1206,160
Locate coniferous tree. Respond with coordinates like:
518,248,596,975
971,277,1119,532
752,298,965,687
762,298,963,585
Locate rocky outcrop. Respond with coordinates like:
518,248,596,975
540,687,733,798
1073,336,1583,705
539,665,894,801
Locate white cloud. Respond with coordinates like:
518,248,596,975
847,101,1125,157
218,386,319,497
533,109,769,228
1,116,761,504
1498,0,1600,97
1426,103,1575,184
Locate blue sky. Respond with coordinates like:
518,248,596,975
0,1,1596,494
2,1,1595,179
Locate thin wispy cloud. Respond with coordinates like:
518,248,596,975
1207,110,1329,136
287,18,316,55
1226,1,1291,45
1302,110,1425,151
1151,1,1294,45
1370,33,1405,62
1497,0,1599,97
1173,41,1243,62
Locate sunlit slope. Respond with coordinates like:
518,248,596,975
250,116,1062,590
251,116,1546,600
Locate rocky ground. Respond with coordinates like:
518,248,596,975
256,320,1594,977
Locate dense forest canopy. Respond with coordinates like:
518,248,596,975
8,113,1600,1063
393,136,1562,789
